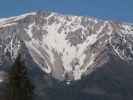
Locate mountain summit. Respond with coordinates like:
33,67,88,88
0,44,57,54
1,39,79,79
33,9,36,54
0,11,133,82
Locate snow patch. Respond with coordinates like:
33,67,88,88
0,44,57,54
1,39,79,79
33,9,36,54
41,21,98,80
25,40,52,73
24,22,35,38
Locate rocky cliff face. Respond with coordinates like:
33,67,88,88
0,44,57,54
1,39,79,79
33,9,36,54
0,11,133,100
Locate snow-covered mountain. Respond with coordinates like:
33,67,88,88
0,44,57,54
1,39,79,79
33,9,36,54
0,11,133,82
1,11,133,100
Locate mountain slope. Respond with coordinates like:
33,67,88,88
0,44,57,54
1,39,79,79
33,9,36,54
0,11,133,82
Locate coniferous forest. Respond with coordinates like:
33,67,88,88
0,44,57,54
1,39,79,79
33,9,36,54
8,54,34,100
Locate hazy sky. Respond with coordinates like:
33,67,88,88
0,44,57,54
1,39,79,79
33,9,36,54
0,0,133,22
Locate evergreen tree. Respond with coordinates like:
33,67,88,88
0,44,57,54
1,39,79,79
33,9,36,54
8,54,34,100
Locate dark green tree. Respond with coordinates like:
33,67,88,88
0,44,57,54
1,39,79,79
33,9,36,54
8,54,34,100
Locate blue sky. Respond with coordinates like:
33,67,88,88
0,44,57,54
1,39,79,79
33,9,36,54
0,0,133,22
